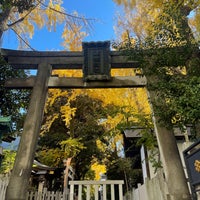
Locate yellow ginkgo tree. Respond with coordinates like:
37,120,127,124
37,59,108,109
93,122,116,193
114,0,199,42
0,0,92,49
41,67,151,176
112,1,200,199
36,26,152,183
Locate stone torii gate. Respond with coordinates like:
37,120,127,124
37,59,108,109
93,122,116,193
1,41,190,200
1,41,145,200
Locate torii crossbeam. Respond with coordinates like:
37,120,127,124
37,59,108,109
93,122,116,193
1,46,146,89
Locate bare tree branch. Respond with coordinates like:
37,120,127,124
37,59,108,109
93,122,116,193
7,4,39,28
37,0,96,22
11,28,37,51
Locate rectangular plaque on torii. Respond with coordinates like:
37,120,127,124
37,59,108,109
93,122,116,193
82,41,111,81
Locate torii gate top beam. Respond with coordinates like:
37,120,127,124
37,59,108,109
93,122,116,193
0,48,139,69
1,41,145,88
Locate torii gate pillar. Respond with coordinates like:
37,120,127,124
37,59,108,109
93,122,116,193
6,63,52,200
2,42,190,200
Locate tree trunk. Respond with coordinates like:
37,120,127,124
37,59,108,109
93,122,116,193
5,63,52,200
63,157,72,200
147,90,191,200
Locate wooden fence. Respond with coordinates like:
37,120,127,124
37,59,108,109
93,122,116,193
1,178,124,200
0,177,64,200
0,176,9,200
26,190,63,200
69,180,124,200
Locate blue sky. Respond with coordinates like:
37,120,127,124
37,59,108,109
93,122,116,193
2,0,118,51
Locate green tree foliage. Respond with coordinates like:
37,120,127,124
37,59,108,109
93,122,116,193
0,57,30,131
0,150,16,173
37,94,109,179
114,1,200,136
106,155,143,193
0,0,34,13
